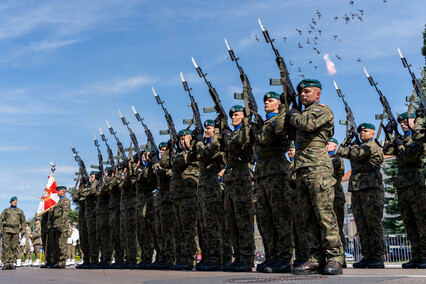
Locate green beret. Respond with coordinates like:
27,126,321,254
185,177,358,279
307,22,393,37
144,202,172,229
264,91,281,102
328,137,339,145
229,105,244,117
57,186,67,191
90,171,99,176
10,196,17,203
397,112,415,122
158,142,167,149
357,123,375,132
297,79,322,93
105,166,112,171
290,142,295,148
204,119,215,127
178,129,192,136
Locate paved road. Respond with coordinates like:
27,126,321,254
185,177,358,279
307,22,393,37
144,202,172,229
1,266,425,284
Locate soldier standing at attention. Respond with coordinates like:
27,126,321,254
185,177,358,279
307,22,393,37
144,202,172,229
253,92,294,273
288,79,344,275
337,123,385,269
67,222,79,266
194,119,226,271
383,112,426,269
48,186,70,269
220,105,254,272
75,178,90,269
0,196,26,270
23,222,32,266
30,217,42,267
326,137,346,267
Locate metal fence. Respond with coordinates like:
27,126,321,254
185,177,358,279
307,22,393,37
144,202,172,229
345,234,412,263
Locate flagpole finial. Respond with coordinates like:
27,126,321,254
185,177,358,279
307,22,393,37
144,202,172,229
50,162,56,173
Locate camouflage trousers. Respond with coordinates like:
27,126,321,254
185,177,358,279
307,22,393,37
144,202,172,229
351,188,385,260
333,184,346,249
197,194,208,262
136,195,155,263
109,206,124,262
199,175,224,264
52,228,68,265
121,206,137,263
96,212,112,263
296,167,344,265
153,201,164,262
160,200,177,263
291,187,310,262
224,177,254,263
1,233,19,266
67,244,75,260
24,242,31,260
78,201,90,264
397,183,426,260
255,174,294,262
34,244,41,260
85,203,99,263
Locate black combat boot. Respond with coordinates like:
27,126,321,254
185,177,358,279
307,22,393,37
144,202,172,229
264,261,291,273
233,261,252,272
352,258,368,268
200,261,221,271
256,260,274,273
402,259,418,269
222,260,238,271
367,258,385,268
195,259,207,271
293,260,320,275
416,259,426,269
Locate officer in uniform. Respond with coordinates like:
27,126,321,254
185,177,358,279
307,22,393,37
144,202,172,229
194,119,226,271
47,186,70,268
288,79,344,275
326,137,346,267
0,196,26,270
30,217,42,266
383,112,426,269
253,92,294,273
337,123,385,269
219,105,254,272
75,177,90,269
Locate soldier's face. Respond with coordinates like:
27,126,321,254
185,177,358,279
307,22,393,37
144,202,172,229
400,118,415,132
231,111,244,126
160,147,166,156
287,148,295,159
180,135,192,148
11,200,17,207
142,153,149,163
90,174,95,182
264,98,281,114
204,126,214,138
326,142,338,152
300,87,321,106
359,129,375,142
58,189,66,197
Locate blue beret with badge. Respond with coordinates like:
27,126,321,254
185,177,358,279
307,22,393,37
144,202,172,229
357,123,375,132
297,79,322,93
229,105,244,117
264,91,281,102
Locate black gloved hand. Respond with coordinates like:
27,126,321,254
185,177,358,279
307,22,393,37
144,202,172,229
214,116,222,129
416,108,425,118
167,139,173,149
286,107,301,119
57,228,62,234
221,128,232,139
20,232,25,238
393,137,403,147
384,122,394,135
192,127,204,143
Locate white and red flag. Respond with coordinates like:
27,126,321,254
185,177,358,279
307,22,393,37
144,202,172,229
36,174,59,215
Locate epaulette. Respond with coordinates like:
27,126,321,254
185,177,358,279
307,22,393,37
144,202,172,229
319,103,326,107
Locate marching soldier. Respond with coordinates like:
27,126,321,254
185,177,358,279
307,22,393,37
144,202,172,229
383,112,426,269
75,178,90,269
253,92,294,273
326,137,346,267
219,105,254,272
31,218,42,267
0,196,26,270
337,123,385,269
288,79,344,275
194,119,226,271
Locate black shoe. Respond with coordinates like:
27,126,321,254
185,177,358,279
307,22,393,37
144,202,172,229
352,258,368,268
50,264,66,269
367,259,385,269
323,260,343,275
342,261,347,268
264,261,291,273
233,261,251,272
119,261,136,269
293,261,319,275
2,264,11,270
417,260,426,269
222,261,238,271
200,261,221,271
93,262,106,269
158,261,174,270
146,260,162,270
195,260,206,271
402,259,418,269
256,260,274,273
40,263,51,269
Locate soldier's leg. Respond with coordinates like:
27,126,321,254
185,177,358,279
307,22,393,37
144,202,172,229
333,185,346,249
153,205,164,262
136,202,145,262
140,201,155,263
160,201,177,263
351,191,369,260
120,210,127,261
34,245,41,262
58,230,68,266
224,184,239,263
197,187,208,262
124,207,137,264
78,206,90,264
95,213,103,262
173,198,184,263
255,179,275,262
2,233,11,265
179,195,198,265
110,208,124,263
86,211,99,264
100,213,112,264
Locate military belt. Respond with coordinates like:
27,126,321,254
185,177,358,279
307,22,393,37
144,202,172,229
398,168,422,174
295,140,326,150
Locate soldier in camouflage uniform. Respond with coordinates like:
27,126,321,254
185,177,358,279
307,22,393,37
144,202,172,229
23,222,32,266
337,122,385,269
40,211,50,268
383,112,426,269
253,92,294,273
0,196,26,270
219,105,254,272
288,79,344,275
30,217,42,266
326,137,346,267
133,151,158,269
194,120,226,271
75,178,90,269
47,186,70,268
94,168,113,268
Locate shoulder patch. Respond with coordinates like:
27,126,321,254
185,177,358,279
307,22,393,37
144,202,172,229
313,108,321,112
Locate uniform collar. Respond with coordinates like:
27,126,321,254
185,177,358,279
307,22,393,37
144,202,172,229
59,195,64,200
304,101,319,110
206,137,212,144
233,124,241,133
361,139,372,145
328,151,336,156
265,112,278,121
404,131,411,139
289,157,294,161
11,206,16,209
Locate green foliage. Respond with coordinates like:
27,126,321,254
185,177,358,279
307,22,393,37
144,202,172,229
69,208,79,224
422,24,426,60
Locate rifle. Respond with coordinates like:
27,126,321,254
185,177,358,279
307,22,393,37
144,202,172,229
99,128,116,168
333,80,360,144
131,105,158,153
92,133,105,179
397,48,426,115
152,87,179,144
106,120,127,162
191,57,230,130
363,67,401,138
118,110,141,157
224,38,261,125
180,71,204,133
258,18,299,111
69,143,90,182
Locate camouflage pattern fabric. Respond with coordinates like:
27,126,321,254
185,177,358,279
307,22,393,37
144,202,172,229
81,180,99,264
412,116,425,144
108,174,124,263
330,153,346,249
0,206,26,266
96,176,112,264
153,192,164,262
31,222,42,260
24,226,32,260
48,195,70,266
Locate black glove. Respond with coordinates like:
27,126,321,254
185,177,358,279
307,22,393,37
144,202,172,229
20,232,25,238
286,107,301,119
214,116,222,129
393,137,403,147
416,108,425,118
150,153,160,164
192,127,204,143
384,122,394,135
221,128,232,139
167,139,173,149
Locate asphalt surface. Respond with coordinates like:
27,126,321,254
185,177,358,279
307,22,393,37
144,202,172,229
1,265,426,284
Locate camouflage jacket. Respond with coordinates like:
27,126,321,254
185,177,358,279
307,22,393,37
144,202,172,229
31,223,41,245
108,174,121,209
119,167,136,209
171,144,200,182
337,139,384,192
253,109,292,179
0,206,26,234
412,116,425,144
383,133,425,188
135,162,157,197
221,118,253,183
80,180,98,205
289,159,297,198
195,129,226,177
153,148,173,203
96,176,111,214
76,182,87,204
48,196,70,230
289,101,334,171
330,153,345,191
25,226,31,246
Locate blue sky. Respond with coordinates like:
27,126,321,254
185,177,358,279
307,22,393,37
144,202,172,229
0,0,424,218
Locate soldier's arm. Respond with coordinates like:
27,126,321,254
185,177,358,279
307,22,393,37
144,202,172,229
160,147,172,169
195,134,221,162
32,226,41,239
289,106,331,132
20,210,26,234
396,141,423,165
348,144,373,161
336,143,351,159
89,180,98,195
382,140,395,155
